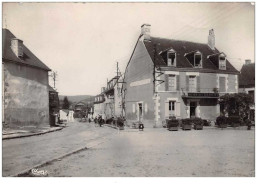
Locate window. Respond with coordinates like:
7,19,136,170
168,101,176,117
167,51,176,67
194,52,202,67
219,77,226,92
219,55,226,70
169,101,175,111
168,75,176,91
189,75,197,92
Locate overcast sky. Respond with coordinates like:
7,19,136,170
3,2,255,96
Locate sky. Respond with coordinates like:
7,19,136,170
2,2,255,96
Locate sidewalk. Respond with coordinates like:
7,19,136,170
2,125,66,140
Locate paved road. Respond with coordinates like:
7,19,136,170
2,121,116,176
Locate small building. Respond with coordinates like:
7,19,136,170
123,24,239,127
2,29,51,128
239,60,255,121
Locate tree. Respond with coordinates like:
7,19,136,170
62,96,70,109
219,93,254,122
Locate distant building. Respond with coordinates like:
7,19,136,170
94,76,123,119
239,60,255,121
2,29,51,128
123,24,239,127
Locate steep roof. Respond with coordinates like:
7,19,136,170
144,37,239,74
2,28,51,71
239,63,255,88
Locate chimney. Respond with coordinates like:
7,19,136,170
141,24,151,41
11,38,23,58
245,59,251,65
208,29,215,50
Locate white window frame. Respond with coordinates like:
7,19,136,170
219,54,226,70
167,74,177,91
167,49,176,67
194,51,202,68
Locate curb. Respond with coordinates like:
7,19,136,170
2,127,64,140
9,126,116,177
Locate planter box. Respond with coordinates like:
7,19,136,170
182,124,192,130
194,124,203,130
168,126,179,131
218,124,227,128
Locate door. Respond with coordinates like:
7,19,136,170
138,103,143,122
189,76,196,92
190,102,197,118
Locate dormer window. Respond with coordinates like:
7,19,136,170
194,52,202,68
167,49,176,67
219,54,226,70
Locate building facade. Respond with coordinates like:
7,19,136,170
94,76,123,120
123,24,239,127
2,29,51,128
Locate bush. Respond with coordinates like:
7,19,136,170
181,118,192,125
203,119,211,126
167,118,179,128
191,117,203,126
227,116,240,125
106,118,114,124
216,116,228,126
116,117,124,127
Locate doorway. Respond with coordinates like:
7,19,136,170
138,103,143,122
190,102,197,118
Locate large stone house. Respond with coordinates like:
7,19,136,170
123,24,239,127
2,28,51,128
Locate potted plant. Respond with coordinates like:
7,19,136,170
117,117,125,130
167,117,179,131
181,118,192,130
192,117,204,130
216,116,228,128
228,116,240,127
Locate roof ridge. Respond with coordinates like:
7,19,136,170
150,36,209,46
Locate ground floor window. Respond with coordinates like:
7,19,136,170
169,101,176,117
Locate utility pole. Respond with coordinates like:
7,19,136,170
153,44,157,94
50,71,58,89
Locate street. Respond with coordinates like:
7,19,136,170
2,121,115,176
3,121,254,177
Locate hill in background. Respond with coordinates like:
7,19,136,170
59,95,94,103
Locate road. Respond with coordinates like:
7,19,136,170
41,128,255,177
2,121,115,176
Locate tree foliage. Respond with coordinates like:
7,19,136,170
219,93,254,122
62,96,70,109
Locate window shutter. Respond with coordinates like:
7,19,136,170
165,102,169,118
165,75,169,91
186,76,189,91
176,75,180,91
176,102,180,117
197,76,200,92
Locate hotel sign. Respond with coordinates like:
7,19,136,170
187,93,219,98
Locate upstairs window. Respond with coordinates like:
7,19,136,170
167,49,176,67
194,52,202,68
219,54,226,70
